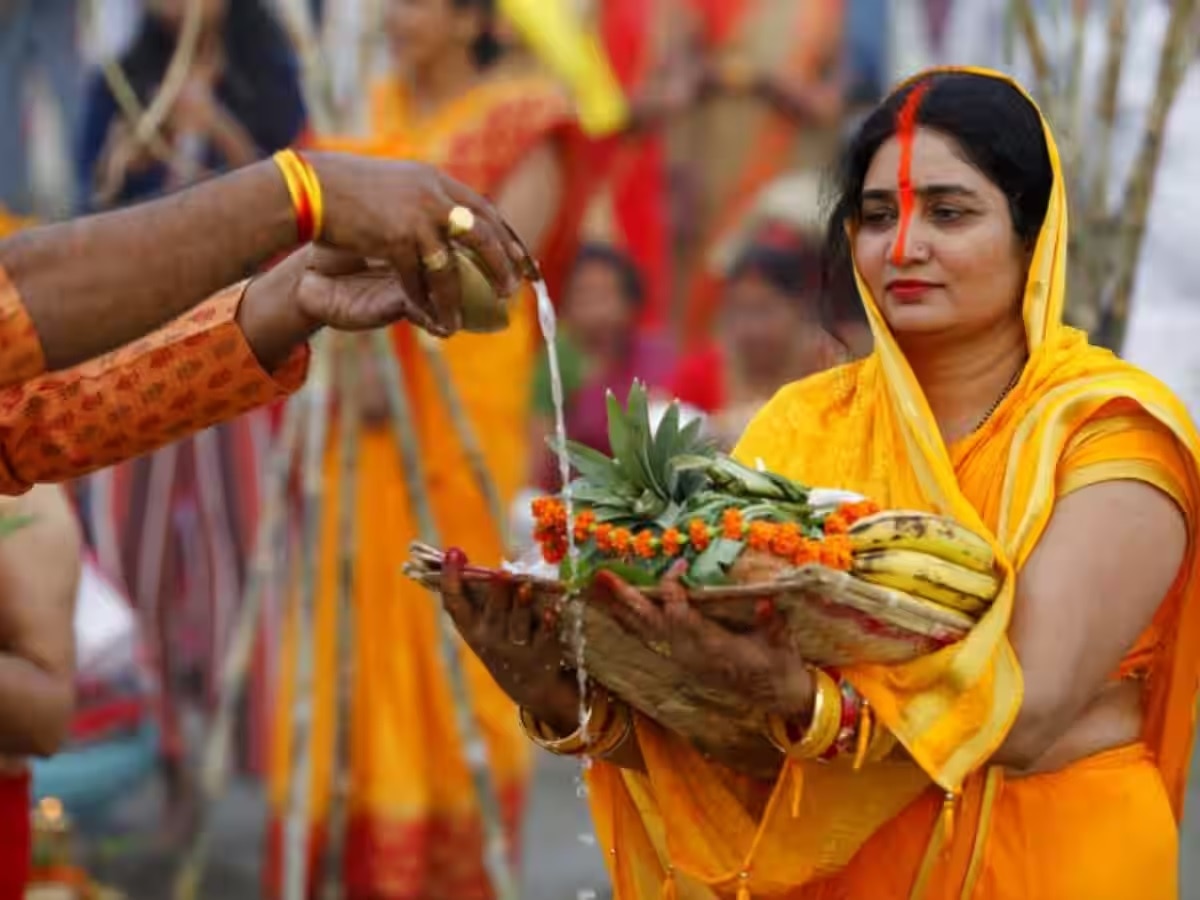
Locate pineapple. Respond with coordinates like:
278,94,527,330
534,383,845,587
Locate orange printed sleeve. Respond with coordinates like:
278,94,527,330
0,267,47,387
0,281,308,494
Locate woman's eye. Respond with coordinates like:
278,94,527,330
930,206,966,222
861,208,896,228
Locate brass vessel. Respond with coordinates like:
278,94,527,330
454,244,513,333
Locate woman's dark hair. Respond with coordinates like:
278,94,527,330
120,0,305,154
453,0,503,69
822,72,1053,316
571,243,645,310
729,241,823,307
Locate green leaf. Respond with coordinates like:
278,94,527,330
556,439,618,486
687,537,745,585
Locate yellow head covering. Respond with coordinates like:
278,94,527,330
586,66,1200,899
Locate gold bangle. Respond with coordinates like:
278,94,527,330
518,689,625,757
272,149,325,243
765,668,842,760
866,723,899,763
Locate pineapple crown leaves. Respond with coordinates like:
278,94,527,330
550,382,714,523
547,383,815,533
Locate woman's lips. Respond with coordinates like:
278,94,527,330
886,280,939,302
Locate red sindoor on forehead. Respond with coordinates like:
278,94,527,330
891,81,931,266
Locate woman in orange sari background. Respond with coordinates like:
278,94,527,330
265,1,573,897
675,0,846,345
437,69,1200,899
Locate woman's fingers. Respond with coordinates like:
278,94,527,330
440,548,475,632
593,570,662,636
507,581,535,646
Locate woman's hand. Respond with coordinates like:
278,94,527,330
439,549,581,735
593,562,815,718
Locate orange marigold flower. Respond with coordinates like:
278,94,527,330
593,523,614,552
541,538,567,564
823,512,849,535
633,530,657,559
747,521,776,552
838,500,881,528
770,522,802,558
611,527,633,555
573,510,597,543
791,537,822,566
721,508,746,540
820,535,854,571
661,528,683,557
688,519,712,552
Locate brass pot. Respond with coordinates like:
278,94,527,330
454,244,512,333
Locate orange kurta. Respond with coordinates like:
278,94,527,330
586,69,1200,900
265,74,573,899
0,268,307,494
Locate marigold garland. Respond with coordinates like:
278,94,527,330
530,496,872,572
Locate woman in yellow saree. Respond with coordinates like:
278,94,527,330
438,67,1200,899
265,1,573,897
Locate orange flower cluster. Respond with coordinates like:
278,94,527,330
532,496,568,563
823,499,881,536
531,497,866,572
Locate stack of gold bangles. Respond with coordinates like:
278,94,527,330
766,667,897,767
519,687,633,759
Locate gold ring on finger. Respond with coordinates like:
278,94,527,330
447,204,476,238
647,640,671,658
422,247,451,272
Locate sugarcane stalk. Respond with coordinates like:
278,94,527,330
369,330,518,900
1098,0,1198,351
416,332,510,549
319,336,363,900
173,397,305,900
1061,0,1090,190
283,335,336,900
1011,0,1054,109
1087,0,1129,209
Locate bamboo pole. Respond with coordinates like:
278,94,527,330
416,332,510,549
1011,0,1054,108
172,397,305,900
283,335,335,900
319,337,363,900
369,330,518,900
1098,0,1198,351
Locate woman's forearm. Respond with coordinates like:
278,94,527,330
531,678,646,772
0,159,296,371
0,655,72,757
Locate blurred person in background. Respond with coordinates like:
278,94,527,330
0,486,81,900
78,0,306,209
669,229,848,450
75,0,307,836
267,1,577,896
671,0,846,345
0,0,83,218
530,243,676,491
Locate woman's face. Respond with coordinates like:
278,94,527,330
386,0,478,72
563,261,638,358
853,127,1028,342
722,273,808,366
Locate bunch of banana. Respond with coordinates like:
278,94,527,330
848,512,1000,617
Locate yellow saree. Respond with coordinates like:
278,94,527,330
586,68,1200,899
266,74,572,898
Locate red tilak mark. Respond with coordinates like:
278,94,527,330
891,82,931,266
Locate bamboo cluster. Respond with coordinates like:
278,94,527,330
1011,0,1199,350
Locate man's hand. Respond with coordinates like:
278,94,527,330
310,153,531,332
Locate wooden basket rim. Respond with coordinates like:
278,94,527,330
405,541,974,635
